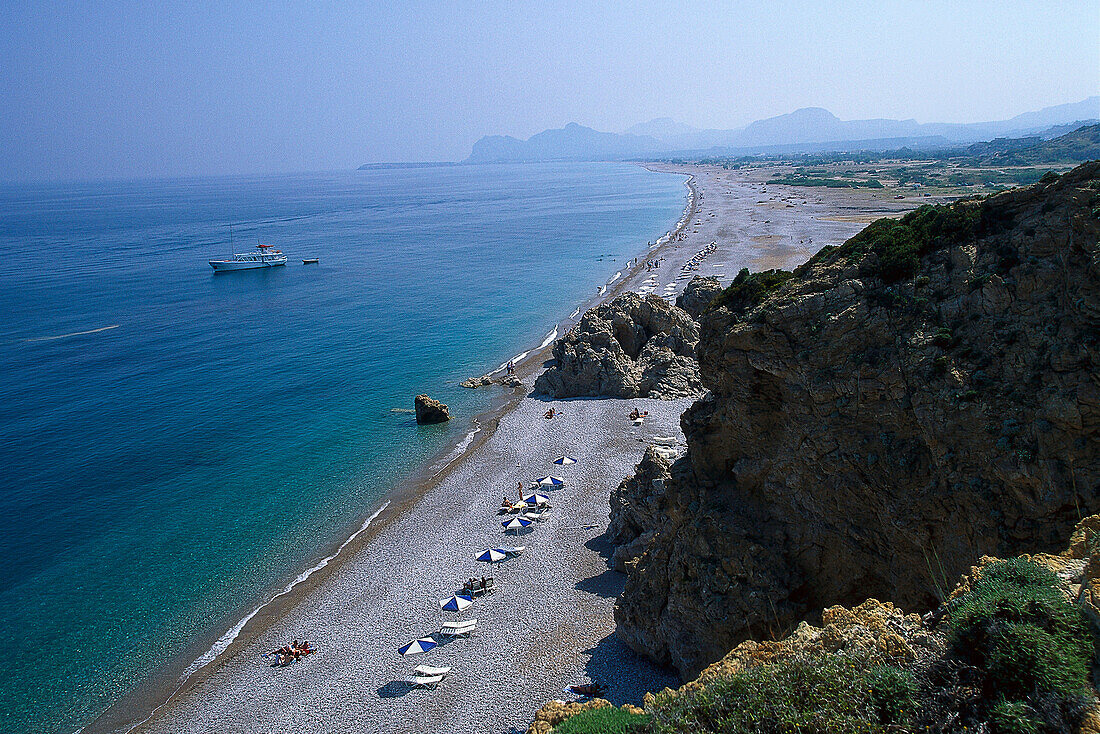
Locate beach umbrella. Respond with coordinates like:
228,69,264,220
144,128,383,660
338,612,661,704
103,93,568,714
439,594,474,612
501,517,532,533
477,548,507,563
536,475,565,488
553,456,577,465
521,492,551,506
398,637,437,656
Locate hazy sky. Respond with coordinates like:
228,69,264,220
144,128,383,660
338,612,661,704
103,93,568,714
1,0,1097,181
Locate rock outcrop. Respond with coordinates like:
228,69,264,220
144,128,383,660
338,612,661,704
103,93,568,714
413,394,450,424
459,375,492,389
533,292,703,399
675,275,722,318
613,163,1100,679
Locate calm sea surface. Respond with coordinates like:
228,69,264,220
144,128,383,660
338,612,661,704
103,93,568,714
0,163,686,733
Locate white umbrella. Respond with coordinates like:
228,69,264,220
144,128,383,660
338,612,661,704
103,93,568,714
398,637,437,656
536,475,565,488
439,594,474,612
477,548,507,563
521,492,551,506
553,456,577,465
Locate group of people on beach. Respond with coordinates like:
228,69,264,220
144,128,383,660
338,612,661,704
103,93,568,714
628,408,649,422
269,640,315,667
645,258,664,270
543,407,561,419
463,576,491,593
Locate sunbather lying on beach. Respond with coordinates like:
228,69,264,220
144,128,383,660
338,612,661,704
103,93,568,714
270,640,316,666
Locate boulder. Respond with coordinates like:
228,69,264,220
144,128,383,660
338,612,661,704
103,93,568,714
533,292,703,399
675,275,722,318
413,394,450,424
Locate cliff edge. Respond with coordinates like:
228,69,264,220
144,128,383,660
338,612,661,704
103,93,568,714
613,162,1100,679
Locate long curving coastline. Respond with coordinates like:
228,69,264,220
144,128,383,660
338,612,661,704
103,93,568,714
89,164,911,734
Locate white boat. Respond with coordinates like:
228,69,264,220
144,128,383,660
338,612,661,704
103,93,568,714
209,244,288,272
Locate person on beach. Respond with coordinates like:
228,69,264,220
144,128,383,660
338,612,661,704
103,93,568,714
544,407,558,419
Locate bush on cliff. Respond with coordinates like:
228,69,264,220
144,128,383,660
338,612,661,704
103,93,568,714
552,707,650,734
794,199,983,283
647,655,918,733
711,267,794,317
922,558,1095,732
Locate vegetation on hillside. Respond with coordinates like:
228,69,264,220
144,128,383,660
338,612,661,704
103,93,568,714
555,558,1094,734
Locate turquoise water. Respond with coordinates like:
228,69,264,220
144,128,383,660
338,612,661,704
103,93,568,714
0,162,686,733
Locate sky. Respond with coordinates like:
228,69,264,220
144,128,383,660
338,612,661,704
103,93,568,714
1,0,1097,181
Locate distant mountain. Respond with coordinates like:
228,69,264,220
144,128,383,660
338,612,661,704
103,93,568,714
461,97,1099,163
466,122,665,163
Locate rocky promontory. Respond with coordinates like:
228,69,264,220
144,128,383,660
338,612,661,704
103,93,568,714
613,163,1100,679
533,292,703,399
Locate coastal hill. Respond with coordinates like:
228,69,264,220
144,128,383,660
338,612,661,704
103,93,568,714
966,122,1100,165
461,97,1099,163
610,162,1100,679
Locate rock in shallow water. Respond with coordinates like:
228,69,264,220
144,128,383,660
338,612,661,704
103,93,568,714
534,292,703,399
414,394,451,424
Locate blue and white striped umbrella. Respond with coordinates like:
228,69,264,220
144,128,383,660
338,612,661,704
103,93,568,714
398,637,437,656
501,517,532,532
439,594,474,612
477,548,507,563
521,492,551,506
553,456,577,465
536,475,565,487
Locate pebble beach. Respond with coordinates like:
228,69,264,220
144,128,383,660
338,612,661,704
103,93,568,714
97,164,922,734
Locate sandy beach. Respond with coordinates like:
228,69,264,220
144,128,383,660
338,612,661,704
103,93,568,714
94,164,922,734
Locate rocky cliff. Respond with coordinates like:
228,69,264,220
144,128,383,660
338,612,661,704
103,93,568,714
534,292,703,399
613,162,1100,679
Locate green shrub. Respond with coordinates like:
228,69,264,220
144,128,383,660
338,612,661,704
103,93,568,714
826,201,982,282
553,706,650,734
648,655,917,733
943,558,1094,726
711,268,794,317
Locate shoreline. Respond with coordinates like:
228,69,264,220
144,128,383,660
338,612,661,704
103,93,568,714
83,165,698,734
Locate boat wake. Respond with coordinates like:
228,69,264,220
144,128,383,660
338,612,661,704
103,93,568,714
24,324,120,342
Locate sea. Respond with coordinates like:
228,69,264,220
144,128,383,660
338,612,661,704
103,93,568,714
0,162,687,734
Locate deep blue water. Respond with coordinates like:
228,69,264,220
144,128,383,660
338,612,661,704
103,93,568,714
0,163,686,733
